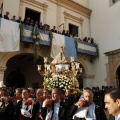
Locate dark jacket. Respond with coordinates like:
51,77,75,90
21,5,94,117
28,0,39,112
4,15,9,20
41,101,70,120
0,101,15,120
15,100,37,120
109,115,115,120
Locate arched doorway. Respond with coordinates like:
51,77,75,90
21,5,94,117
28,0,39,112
77,63,85,89
116,66,120,88
4,53,44,88
6,67,25,87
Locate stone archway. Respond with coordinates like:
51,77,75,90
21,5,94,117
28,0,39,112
105,49,120,87
6,67,25,87
116,66,120,88
3,53,44,88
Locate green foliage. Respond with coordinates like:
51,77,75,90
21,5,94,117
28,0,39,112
19,24,24,41
74,38,78,50
96,43,99,57
33,44,38,66
31,27,41,66
49,31,53,41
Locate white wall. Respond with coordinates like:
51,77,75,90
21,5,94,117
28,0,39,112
89,0,120,87
2,0,20,19
46,1,57,28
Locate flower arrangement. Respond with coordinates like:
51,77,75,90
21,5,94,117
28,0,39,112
45,75,79,91
31,27,41,65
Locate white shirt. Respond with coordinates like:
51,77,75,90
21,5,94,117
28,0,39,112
86,102,96,120
115,114,120,120
73,102,96,120
52,102,60,120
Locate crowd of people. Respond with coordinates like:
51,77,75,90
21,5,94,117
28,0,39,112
0,85,120,120
0,12,95,44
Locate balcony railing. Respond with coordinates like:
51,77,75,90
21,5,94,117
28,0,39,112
0,18,98,57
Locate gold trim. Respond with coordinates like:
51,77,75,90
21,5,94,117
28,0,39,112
48,0,92,18
0,66,6,74
64,11,84,24
20,0,48,11
82,74,95,79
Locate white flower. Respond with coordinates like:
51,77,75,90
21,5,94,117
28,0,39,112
35,42,39,45
68,85,71,88
33,35,36,39
37,35,40,39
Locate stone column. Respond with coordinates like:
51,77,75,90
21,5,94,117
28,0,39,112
0,66,6,87
64,17,67,31
43,2,47,24
81,23,83,39
56,3,61,31
19,1,23,17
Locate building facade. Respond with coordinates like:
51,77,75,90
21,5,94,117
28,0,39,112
0,0,120,88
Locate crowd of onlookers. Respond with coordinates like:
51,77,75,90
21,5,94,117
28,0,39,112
0,84,117,120
91,86,113,108
0,85,109,120
0,11,95,44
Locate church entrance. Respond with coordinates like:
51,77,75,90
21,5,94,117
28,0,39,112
25,8,41,22
116,66,120,88
6,67,25,87
69,23,78,37
4,53,44,88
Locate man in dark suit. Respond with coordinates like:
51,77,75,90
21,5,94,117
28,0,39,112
65,89,76,106
41,88,69,120
24,17,30,25
15,88,37,120
4,11,9,20
0,89,15,120
16,16,23,24
51,26,56,32
104,88,120,120
38,22,43,29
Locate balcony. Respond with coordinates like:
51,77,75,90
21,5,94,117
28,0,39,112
0,18,98,61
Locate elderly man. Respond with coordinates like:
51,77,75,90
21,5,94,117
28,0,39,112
68,87,107,120
104,88,120,120
68,89,96,120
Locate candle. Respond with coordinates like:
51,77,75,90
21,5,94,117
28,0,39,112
70,56,74,62
75,62,80,69
37,65,42,71
44,57,48,63
46,64,51,70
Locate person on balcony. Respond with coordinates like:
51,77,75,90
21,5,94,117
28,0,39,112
4,11,10,20
17,16,23,24
29,19,34,27
11,15,16,22
24,17,30,25
51,26,56,32
38,22,43,29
